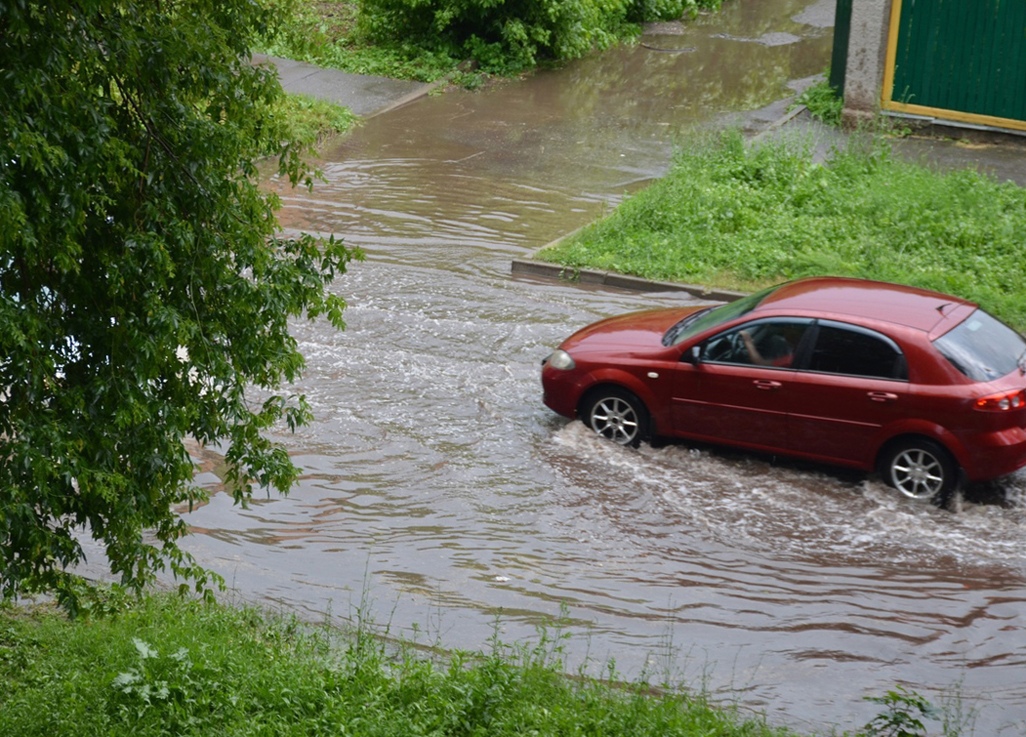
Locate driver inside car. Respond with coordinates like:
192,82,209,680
740,328,794,367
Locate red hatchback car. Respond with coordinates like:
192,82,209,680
541,277,1026,504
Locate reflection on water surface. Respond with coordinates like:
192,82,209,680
184,2,1026,733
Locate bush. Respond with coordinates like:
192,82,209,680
357,0,724,74
256,0,726,81
628,0,724,22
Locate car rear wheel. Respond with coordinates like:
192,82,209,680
583,388,648,448
879,438,957,504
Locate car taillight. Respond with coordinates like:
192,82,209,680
974,389,1026,411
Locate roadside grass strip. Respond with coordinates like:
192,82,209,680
0,593,800,737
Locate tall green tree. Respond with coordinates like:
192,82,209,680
0,0,357,609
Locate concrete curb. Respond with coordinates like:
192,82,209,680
751,103,808,141
510,259,747,302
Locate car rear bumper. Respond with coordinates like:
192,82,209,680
959,425,1026,482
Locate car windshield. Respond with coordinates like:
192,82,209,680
933,309,1026,381
663,284,778,346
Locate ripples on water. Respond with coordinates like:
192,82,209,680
178,259,1026,735
549,425,1026,568
179,0,1026,732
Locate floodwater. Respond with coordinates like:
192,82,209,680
180,1,1026,734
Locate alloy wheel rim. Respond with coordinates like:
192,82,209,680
591,397,639,445
892,448,944,499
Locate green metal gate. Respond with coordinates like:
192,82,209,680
830,0,852,93
883,0,1026,132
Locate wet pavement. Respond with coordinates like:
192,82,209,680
176,3,1026,735
257,20,1026,187
253,53,435,118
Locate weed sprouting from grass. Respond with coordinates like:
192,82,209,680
111,638,227,733
795,77,843,126
861,685,941,736
936,685,982,737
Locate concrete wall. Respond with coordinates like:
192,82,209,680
841,0,891,126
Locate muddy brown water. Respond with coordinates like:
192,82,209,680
175,2,1026,733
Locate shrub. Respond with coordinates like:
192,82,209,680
357,0,724,73
628,0,724,22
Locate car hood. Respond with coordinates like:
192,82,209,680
560,306,704,354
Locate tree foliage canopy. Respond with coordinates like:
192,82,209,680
0,0,358,609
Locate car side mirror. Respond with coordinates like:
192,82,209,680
683,345,702,365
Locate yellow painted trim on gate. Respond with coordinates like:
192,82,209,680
881,0,903,110
884,100,1026,133
881,0,1026,133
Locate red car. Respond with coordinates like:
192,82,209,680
541,277,1026,504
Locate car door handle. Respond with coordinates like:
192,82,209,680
868,391,899,402
754,380,782,391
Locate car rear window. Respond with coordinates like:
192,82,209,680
933,309,1026,381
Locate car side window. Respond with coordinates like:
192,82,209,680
806,322,908,380
701,320,810,369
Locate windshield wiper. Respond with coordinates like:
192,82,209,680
663,306,713,346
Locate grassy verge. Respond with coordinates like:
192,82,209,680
538,130,1026,331
277,92,359,147
0,593,805,737
255,0,482,84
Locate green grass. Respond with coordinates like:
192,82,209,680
794,78,843,126
0,593,805,737
538,129,1026,331
277,92,359,146
256,0,470,83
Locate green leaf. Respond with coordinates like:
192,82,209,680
0,0,357,610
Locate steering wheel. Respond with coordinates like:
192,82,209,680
727,330,748,361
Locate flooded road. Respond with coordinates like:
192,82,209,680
181,1,1026,733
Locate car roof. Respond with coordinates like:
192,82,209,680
751,277,977,334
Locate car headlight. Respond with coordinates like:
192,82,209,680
544,349,575,370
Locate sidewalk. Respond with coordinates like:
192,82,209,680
779,107,1026,187
254,54,434,118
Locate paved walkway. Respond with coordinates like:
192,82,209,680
253,54,434,118
778,107,1026,187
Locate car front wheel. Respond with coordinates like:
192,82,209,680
879,438,957,504
583,388,648,448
